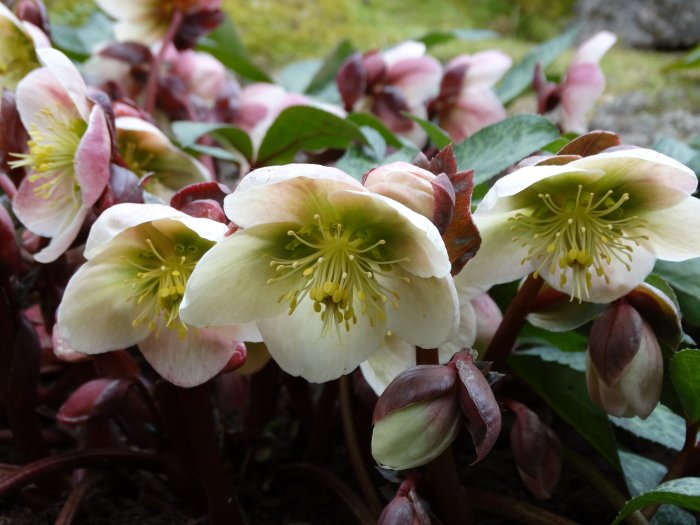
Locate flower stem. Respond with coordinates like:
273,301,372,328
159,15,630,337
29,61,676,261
465,486,582,525
177,383,247,525
417,346,474,525
339,375,382,517
144,10,184,115
484,273,544,368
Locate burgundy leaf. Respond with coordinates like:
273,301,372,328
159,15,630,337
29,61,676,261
174,9,224,50
58,378,133,425
453,352,501,464
170,181,231,209
535,154,582,166
626,284,681,354
16,0,50,36
427,144,458,178
99,42,152,66
371,88,413,132
441,168,481,275
0,205,21,275
0,89,29,179
558,131,621,157
438,61,468,104
430,173,455,235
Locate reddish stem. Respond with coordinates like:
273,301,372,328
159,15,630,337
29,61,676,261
144,10,184,115
54,473,105,525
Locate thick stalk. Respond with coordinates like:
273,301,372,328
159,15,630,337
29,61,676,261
484,274,544,368
177,383,246,525
417,346,474,525
144,10,183,115
339,375,382,517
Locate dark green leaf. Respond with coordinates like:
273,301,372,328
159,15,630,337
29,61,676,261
257,106,367,166
171,121,253,162
612,478,700,525
664,44,700,71
654,259,700,324
652,136,699,171
306,40,356,94
196,15,272,82
670,349,700,423
454,114,560,184
519,324,588,354
495,23,582,104
51,11,113,60
416,28,499,47
610,405,685,451
403,114,451,149
346,113,403,148
509,348,620,468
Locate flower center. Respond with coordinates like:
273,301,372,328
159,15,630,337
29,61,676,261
266,214,409,336
10,109,86,203
0,22,38,89
509,185,648,302
123,225,212,338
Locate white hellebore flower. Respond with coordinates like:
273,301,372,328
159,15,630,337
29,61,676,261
180,164,460,383
455,148,700,303
56,203,260,387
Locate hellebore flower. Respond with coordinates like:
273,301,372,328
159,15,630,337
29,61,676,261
454,148,700,303
115,116,211,201
180,164,459,382
10,48,111,263
433,50,512,143
0,2,48,91
56,203,260,387
560,31,616,134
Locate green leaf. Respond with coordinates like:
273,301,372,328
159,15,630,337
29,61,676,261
454,114,560,184
306,39,356,94
618,451,697,525
196,15,272,82
415,28,499,47
346,113,403,148
610,405,685,451
664,44,700,71
257,106,367,166
612,478,700,525
652,137,699,171
171,121,253,162
51,11,114,60
403,114,451,149
670,349,700,423
359,126,386,161
509,348,620,468
519,324,589,354
495,23,582,104
654,258,700,325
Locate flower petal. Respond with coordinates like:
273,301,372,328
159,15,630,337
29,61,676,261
560,62,604,134
643,197,700,261
360,335,416,395
440,88,506,142
33,207,89,263
36,48,90,121
75,105,111,208
257,295,385,383
180,224,290,326
15,67,82,133
383,272,460,349
572,31,617,66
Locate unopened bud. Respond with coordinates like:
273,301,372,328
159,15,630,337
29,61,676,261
470,292,503,354
378,478,430,525
372,365,460,470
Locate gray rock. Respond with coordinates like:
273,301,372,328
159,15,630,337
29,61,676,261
577,0,700,50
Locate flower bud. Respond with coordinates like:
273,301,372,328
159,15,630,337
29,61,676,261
364,161,455,234
586,301,663,418
378,478,430,525
372,365,460,470
506,400,561,500
470,292,503,354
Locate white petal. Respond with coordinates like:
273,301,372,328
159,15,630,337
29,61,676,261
139,324,245,387
257,296,385,383
572,31,617,66
464,50,512,91
384,272,459,349
56,259,150,354
643,197,700,261
382,41,426,67
439,300,477,358
33,207,89,264
180,225,290,326
15,67,82,134
360,335,416,395
225,165,364,227
36,48,90,121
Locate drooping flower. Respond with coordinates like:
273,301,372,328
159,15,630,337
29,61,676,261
56,203,260,387
0,2,48,91
180,164,459,382
115,116,211,201
560,31,616,134
432,50,512,143
454,148,700,303
10,48,112,263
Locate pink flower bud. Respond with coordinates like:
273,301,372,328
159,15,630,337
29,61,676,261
586,301,663,418
372,365,461,470
470,292,502,353
378,478,430,525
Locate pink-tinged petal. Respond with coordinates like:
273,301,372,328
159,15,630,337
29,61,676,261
361,335,416,395
465,50,512,90
225,166,364,227
257,295,385,383
572,31,617,66
33,206,89,263
560,62,604,134
75,105,111,208
36,48,91,121
15,67,82,133
441,88,506,143
56,258,150,354
643,198,700,261
329,190,451,278
139,324,248,387
383,272,460,349
180,225,290,326
454,211,533,292
21,21,50,48
570,149,697,199
53,329,92,363
382,41,427,67
387,56,442,106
